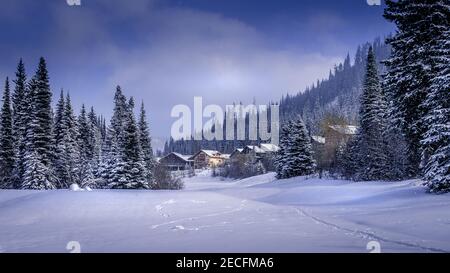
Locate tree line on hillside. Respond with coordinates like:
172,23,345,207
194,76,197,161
275,0,449,193
0,58,182,190
163,38,391,156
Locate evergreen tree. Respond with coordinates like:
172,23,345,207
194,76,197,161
384,0,436,175
30,57,53,167
104,126,127,188
138,101,155,183
110,85,128,145
274,121,290,178
77,105,94,186
21,58,56,189
0,78,15,188
421,0,450,192
121,99,147,189
354,47,387,181
11,59,28,186
52,90,68,187
276,118,316,179
88,106,102,179
52,93,80,188
22,150,56,190
385,0,450,191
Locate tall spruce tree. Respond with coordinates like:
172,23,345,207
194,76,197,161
276,117,316,179
121,98,147,188
64,94,81,186
421,0,450,193
384,0,436,175
77,105,94,187
88,106,102,179
22,58,56,189
354,46,387,181
138,101,155,183
110,85,128,145
385,0,450,191
31,57,53,167
104,125,127,188
11,59,28,186
0,78,15,188
52,90,68,188
103,86,129,188
274,121,290,179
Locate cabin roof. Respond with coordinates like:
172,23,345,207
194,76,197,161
328,125,358,135
161,152,193,162
259,143,280,152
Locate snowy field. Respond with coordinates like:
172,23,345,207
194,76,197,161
0,171,449,253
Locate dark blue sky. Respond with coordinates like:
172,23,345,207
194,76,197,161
0,0,394,147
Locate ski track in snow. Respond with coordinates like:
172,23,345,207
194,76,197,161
292,207,448,253
150,199,248,230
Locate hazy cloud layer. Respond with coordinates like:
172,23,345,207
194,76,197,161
0,0,393,147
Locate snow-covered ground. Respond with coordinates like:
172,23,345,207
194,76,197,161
0,171,449,253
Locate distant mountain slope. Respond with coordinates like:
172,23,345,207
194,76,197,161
280,37,391,134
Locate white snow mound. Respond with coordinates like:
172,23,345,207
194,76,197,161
69,184,84,192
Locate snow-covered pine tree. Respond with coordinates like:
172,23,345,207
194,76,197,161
421,0,450,193
383,124,409,181
22,150,56,190
77,104,94,187
88,106,102,180
98,127,114,186
11,59,28,187
276,118,316,179
52,90,69,188
110,85,128,145
354,46,387,181
383,79,409,181
337,136,359,180
30,57,53,168
61,93,81,187
103,86,129,188
274,120,291,179
0,78,15,188
384,0,437,176
120,97,147,189
21,58,56,190
138,101,155,183
104,126,128,189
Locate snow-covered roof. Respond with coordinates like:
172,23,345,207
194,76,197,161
329,125,358,135
221,154,231,159
259,143,280,152
230,149,243,157
245,145,265,153
171,153,193,161
311,135,326,144
200,150,222,157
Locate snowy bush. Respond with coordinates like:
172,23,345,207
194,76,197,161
152,163,184,190
69,183,83,191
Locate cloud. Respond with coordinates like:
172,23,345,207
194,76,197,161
98,6,341,137
1,0,344,140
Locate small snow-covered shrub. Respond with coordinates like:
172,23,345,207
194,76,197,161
152,163,184,190
218,154,267,179
69,183,83,191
